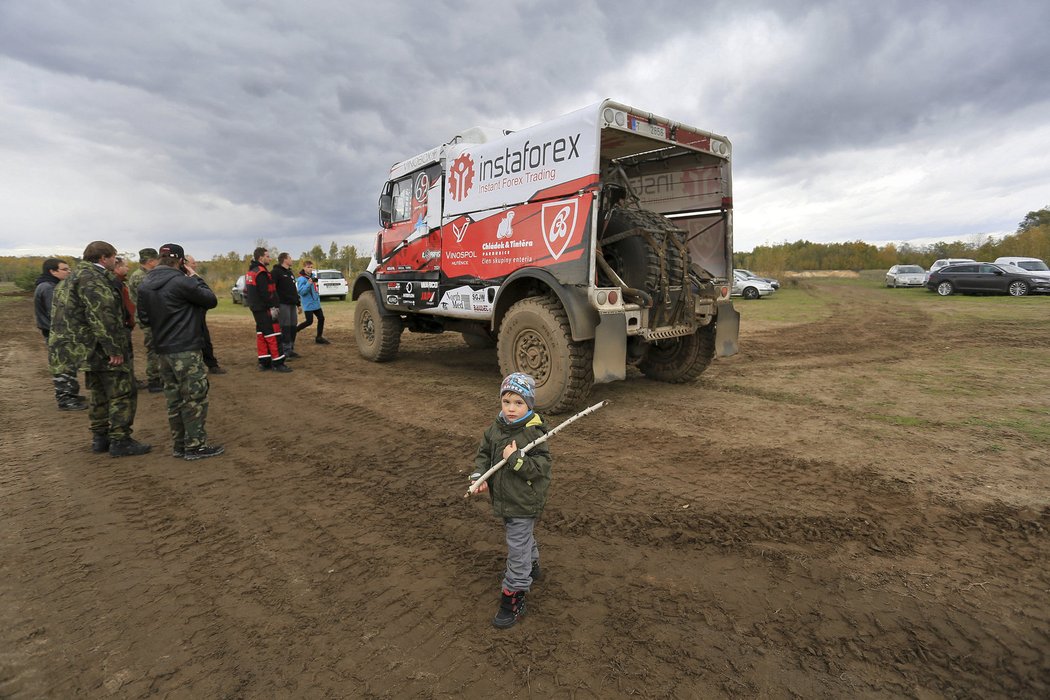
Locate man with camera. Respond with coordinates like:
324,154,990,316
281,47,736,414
136,243,224,461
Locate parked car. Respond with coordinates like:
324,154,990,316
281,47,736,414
885,264,926,288
732,269,775,299
924,257,976,284
993,256,1049,272
926,262,1050,297
735,268,780,290
231,274,246,304
315,269,348,300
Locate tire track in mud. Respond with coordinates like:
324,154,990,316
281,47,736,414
288,397,1050,698
734,284,935,368
5,295,1050,698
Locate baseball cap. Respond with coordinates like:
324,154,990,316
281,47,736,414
159,243,185,259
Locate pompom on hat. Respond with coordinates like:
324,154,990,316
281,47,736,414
500,372,536,410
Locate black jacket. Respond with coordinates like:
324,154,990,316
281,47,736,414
33,273,58,332
272,264,299,305
245,260,277,311
136,266,218,354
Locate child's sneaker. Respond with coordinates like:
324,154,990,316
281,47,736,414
492,589,526,629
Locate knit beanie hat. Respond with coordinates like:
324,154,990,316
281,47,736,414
500,372,536,410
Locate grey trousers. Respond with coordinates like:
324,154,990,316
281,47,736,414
502,517,540,593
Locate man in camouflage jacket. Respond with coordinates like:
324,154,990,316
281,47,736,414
128,247,162,391
34,257,85,410
49,240,151,457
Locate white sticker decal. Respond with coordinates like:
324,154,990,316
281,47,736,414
541,199,578,261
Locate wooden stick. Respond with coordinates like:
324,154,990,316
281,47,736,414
464,400,608,498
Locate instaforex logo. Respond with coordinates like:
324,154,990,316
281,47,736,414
479,134,581,181
449,153,475,201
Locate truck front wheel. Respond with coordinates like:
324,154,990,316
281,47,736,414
354,291,402,362
497,296,593,414
639,324,715,383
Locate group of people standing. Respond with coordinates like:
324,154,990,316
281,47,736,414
35,241,223,460
245,246,330,372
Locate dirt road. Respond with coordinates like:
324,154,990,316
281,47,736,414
2,282,1048,698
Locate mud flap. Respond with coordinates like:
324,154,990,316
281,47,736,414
592,314,626,384
715,302,740,357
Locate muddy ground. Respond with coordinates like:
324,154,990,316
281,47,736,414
1,281,1048,698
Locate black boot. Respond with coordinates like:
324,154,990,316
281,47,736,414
492,589,526,629
530,561,543,582
109,438,152,458
91,432,110,453
184,445,225,461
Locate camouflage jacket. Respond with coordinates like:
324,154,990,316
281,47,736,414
49,260,130,372
127,266,147,306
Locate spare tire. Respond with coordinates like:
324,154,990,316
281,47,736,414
600,207,687,307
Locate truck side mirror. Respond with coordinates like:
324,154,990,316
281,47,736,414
378,192,393,229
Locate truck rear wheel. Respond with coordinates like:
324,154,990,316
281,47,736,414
639,324,715,383
354,291,402,362
497,296,593,414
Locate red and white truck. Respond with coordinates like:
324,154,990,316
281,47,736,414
352,99,739,412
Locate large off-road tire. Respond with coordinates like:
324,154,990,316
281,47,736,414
600,207,686,298
639,324,716,383
497,296,593,414
354,291,402,362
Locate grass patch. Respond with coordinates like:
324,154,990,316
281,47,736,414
960,414,1050,444
735,286,833,325
869,413,933,427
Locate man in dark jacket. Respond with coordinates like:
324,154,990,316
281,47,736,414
244,247,290,372
49,241,151,457
34,257,85,411
137,243,224,461
272,252,301,358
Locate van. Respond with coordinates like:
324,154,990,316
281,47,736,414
993,256,1050,272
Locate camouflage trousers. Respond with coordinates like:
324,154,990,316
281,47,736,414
43,330,81,407
159,350,210,452
142,326,161,385
85,364,139,440
53,372,82,407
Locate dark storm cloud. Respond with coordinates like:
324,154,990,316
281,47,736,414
1,0,1048,255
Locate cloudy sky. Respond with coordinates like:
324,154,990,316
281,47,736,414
2,0,1048,260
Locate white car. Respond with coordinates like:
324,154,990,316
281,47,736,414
885,264,926,288
732,269,775,299
925,257,976,284
315,269,348,300
994,256,1049,273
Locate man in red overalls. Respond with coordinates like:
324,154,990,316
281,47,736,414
244,247,292,372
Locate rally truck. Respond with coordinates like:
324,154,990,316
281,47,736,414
352,99,739,413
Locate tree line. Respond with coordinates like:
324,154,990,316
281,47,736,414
5,207,1049,292
4,240,372,293
734,207,1050,274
